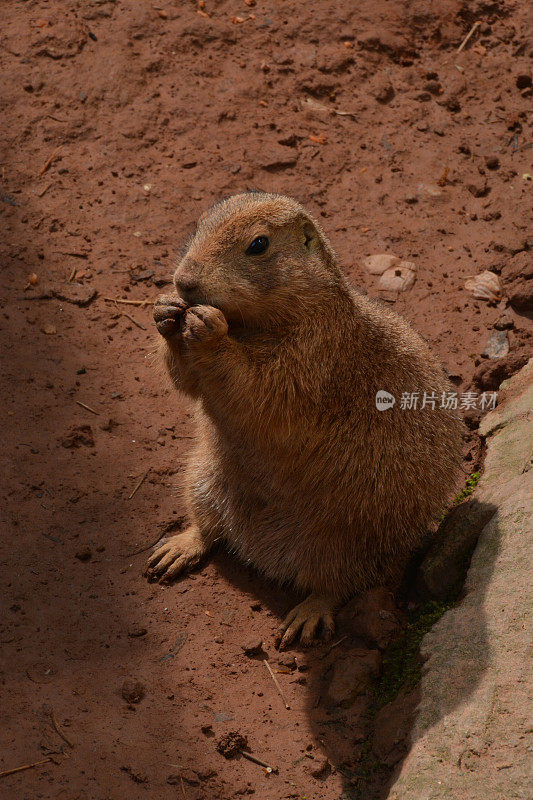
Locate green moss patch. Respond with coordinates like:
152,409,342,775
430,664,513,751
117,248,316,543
453,471,481,505
373,600,451,710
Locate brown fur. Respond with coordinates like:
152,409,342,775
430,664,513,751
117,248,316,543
147,192,463,646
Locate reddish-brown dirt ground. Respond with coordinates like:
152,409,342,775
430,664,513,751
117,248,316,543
1,1,531,799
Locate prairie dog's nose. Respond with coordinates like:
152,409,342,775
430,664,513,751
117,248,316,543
174,258,201,295
174,273,199,293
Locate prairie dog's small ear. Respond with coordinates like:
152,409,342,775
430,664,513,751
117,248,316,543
302,220,320,254
297,212,336,267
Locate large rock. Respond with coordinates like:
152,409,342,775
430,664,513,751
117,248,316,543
387,359,533,800
416,499,496,602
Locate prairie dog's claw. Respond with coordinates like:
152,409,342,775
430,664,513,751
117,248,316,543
276,594,335,650
182,305,228,344
153,294,188,338
144,529,207,583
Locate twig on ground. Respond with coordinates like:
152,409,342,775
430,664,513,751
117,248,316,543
75,400,100,416
180,777,188,798
69,267,77,282
37,183,52,198
103,297,152,307
263,659,290,710
240,750,277,774
44,114,67,123
457,21,481,52
114,300,146,330
0,758,52,779
122,311,146,330
128,469,150,500
49,710,74,749
38,145,63,176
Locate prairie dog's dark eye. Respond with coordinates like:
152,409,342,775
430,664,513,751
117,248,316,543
246,236,269,255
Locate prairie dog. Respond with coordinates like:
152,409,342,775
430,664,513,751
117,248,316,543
147,192,463,648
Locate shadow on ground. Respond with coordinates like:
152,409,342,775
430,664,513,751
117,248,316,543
212,500,499,799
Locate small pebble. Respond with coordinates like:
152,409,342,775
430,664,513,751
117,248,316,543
121,679,146,704
493,314,514,331
278,654,297,670
374,81,394,104
378,263,417,293
483,330,509,360
464,271,502,302
241,639,263,656
417,183,445,200
128,625,147,638
467,180,490,198
363,253,399,275
424,80,441,95
101,418,118,432
516,71,532,90
75,546,92,562
309,757,331,779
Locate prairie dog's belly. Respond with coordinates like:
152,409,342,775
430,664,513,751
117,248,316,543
189,443,362,591
205,462,305,581
216,486,364,598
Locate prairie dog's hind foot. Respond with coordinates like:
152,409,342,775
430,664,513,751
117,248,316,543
276,593,335,650
145,527,208,584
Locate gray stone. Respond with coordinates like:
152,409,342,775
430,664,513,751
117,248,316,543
483,329,509,359
416,499,496,601
387,359,533,800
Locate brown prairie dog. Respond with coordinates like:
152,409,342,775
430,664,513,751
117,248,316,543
147,192,463,649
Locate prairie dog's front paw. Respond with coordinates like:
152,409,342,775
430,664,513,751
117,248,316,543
153,293,188,339
182,305,228,345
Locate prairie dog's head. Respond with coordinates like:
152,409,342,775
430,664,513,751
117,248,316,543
173,192,340,327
